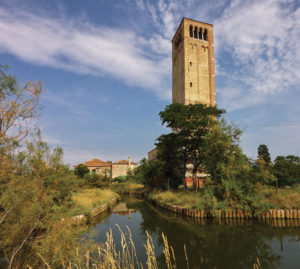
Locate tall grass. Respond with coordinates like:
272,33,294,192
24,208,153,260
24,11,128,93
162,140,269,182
33,226,181,269
31,226,262,269
73,189,119,210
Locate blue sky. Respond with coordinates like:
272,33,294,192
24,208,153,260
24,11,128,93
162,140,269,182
0,0,299,165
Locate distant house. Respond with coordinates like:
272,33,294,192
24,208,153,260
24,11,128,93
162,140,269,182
77,157,137,179
82,158,112,177
112,157,137,178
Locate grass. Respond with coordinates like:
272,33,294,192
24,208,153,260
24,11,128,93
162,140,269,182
151,185,300,211
151,190,206,209
262,185,300,209
34,226,179,269
109,181,145,194
73,188,119,211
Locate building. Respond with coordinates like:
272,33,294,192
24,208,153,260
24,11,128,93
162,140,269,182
79,157,137,178
148,18,216,185
82,158,112,177
148,148,157,161
172,18,215,106
111,157,137,178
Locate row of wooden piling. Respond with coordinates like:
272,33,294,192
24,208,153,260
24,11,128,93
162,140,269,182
172,214,300,227
153,200,300,219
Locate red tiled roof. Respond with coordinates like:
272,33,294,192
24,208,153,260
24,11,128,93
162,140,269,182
112,160,137,165
83,158,111,167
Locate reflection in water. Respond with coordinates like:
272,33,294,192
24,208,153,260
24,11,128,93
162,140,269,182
88,196,300,269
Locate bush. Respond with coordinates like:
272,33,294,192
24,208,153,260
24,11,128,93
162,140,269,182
111,175,126,182
74,164,89,178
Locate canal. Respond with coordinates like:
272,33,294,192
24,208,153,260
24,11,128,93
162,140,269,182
88,196,300,269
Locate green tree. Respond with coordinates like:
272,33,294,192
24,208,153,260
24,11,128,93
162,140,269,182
155,133,182,189
134,158,164,188
74,164,90,178
0,65,41,153
158,103,224,189
0,66,79,268
258,144,271,166
0,130,79,268
272,155,300,187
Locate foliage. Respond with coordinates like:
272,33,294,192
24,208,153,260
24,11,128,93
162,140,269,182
157,103,224,189
0,67,84,268
74,164,90,178
73,188,119,211
155,133,182,189
0,130,80,268
272,155,300,187
83,170,110,188
0,65,41,152
134,158,165,188
203,118,248,185
258,144,271,166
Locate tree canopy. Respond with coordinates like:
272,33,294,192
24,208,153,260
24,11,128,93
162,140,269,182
157,103,225,189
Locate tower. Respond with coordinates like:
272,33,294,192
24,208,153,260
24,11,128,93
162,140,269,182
172,18,216,106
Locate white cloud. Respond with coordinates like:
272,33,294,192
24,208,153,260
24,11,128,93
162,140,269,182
0,0,299,110
215,0,300,110
0,7,171,100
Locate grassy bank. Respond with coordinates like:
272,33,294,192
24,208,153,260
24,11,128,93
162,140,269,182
109,181,145,193
72,188,119,215
151,186,300,211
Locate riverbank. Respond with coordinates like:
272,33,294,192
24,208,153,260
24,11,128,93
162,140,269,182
108,181,145,195
69,188,120,222
148,187,300,219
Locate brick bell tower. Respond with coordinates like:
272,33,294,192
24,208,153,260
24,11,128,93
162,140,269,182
172,18,216,106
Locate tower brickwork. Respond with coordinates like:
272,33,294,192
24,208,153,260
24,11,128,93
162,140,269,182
172,18,216,106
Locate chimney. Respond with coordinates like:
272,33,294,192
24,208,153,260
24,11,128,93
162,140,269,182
128,157,131,166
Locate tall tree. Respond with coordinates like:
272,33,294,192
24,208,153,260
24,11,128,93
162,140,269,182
158,103,224,190
257,144,271,165
155,133,182,189
272,155,300,186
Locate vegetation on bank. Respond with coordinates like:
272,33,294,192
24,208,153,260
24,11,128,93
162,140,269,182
73,188,119,212
151,186,300,212
131,103,300,215
109,181,145,193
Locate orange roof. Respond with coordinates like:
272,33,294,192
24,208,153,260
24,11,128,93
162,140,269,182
83,158,111,167
112,160,137,165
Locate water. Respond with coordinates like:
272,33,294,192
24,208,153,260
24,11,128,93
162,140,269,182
88,196,300,269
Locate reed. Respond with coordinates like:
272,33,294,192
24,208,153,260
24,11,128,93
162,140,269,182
33,226,177,269
33,227,261,269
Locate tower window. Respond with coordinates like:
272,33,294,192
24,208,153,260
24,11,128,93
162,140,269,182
199,27,203,40
194,26,198,39
190,82,192,87
189,25,193,38
203,29,208,41
190,62,192,66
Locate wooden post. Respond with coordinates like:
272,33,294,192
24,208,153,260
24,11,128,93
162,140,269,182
276,210,281,219
285,209,289,219
232,210,236,219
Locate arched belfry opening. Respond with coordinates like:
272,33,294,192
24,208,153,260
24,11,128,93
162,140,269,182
199,27,203,40
194,26,198,39
189,25,193,38
203,29,208,41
